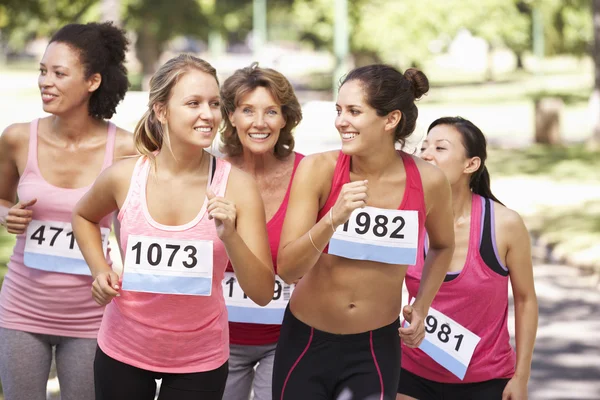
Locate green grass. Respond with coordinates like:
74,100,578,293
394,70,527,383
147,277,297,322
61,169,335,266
487,145,600,182
0,230,16,288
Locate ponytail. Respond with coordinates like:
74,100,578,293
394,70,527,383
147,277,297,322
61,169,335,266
133,108,163,166
470,166,503,206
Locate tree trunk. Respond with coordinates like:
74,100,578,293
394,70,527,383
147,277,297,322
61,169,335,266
535,98,563,145
592,0,600,143
516,52,524,70
135,26,161,91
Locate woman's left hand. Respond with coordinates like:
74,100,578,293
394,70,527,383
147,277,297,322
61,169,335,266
502,375,528,400
207,190,237,240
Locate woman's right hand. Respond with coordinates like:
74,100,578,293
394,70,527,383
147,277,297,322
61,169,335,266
91,270,121,306
330,180,368,227
3,199,37,234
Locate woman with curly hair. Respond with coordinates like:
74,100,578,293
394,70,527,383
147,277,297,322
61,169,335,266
0,22,136,400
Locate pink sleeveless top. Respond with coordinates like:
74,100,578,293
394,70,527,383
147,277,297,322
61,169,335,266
227,152,304,346
402,194,516,383
317,151,427,254
98,155,232,373
0,118,116,338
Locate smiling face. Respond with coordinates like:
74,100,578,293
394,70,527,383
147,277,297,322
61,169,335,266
420,124,480,186
38,42,100,116
157,68,222,149
228,86,286,155
335,80,392,155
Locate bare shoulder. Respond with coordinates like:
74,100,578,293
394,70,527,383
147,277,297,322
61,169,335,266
493,201,528,234
113,126,137,159
295,150,339,182
0,122,30,149
103,155,140,185
225,162,260,202
412,155,447,190
412,155,450,212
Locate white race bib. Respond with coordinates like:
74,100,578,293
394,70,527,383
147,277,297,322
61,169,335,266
329,207,418,265
223,272,294,324
122,235,213,296
404,301,481,380
24,220,109,276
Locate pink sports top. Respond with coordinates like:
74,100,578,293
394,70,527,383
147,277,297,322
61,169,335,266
0,118,116,338
317,151,427,254
97,154,232,373
402,194,516,383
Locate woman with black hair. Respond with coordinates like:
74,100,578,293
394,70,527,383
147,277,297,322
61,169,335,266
0,22,136,400
397,117,538,400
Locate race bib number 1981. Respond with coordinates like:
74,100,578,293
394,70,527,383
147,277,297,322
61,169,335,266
403,301,481,380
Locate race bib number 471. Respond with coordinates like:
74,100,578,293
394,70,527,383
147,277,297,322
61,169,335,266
24,220,109,276
328,206,418,265
122,235,213,296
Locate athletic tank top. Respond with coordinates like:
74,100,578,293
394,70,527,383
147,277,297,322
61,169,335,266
402,194,516,383
97,155,232,373
227,152,304,346
0,118,116,338
317,151,426,255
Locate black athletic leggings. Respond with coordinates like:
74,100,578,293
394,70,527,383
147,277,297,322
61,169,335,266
94,346,228,400
272,306,401,400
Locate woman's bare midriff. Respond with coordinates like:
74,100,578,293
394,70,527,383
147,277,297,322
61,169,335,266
289,253,407,334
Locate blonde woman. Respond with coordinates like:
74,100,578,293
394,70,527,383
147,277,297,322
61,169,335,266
72,54,274,400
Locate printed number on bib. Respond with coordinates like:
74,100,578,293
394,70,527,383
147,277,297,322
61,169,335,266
24,220,109,275
328,206,418,265
404,301,481,380
223,272,294,324
122,235,213,296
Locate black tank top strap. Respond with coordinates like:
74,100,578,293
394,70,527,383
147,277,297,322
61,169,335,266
479,197,509,276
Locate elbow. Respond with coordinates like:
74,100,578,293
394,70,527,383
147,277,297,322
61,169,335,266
276,252,293,285
276,262,296,285
254,270,275,307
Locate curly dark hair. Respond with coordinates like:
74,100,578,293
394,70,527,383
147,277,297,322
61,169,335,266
50,22,129,120
220,62,302,159
341,64,429,148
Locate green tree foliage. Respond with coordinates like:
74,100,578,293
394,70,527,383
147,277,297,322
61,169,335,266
0,0,98,49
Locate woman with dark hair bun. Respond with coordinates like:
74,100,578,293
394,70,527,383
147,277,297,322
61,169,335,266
272,64,455,399
397,117,538,400
0,22,136,400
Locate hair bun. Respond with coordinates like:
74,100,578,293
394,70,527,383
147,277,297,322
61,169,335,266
404,68,429,100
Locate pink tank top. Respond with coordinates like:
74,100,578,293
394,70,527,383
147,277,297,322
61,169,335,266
317,151,427,254
0,119,116,338
402,194,516,383
98,155,232,373
227,152,304,346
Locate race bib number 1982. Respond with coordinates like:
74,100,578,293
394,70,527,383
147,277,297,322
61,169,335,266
329,206,419,265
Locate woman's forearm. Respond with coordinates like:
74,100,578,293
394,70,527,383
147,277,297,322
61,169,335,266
225,231,275,306
277,214,334,284
513,294,538,379
72,213,112,279
412,244,453,313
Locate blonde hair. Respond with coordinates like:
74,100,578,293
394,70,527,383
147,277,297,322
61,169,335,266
220,62,302,159
133,54,219,163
